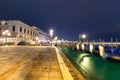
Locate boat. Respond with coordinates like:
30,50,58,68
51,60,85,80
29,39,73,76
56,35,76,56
80,43,100,56
89,44,100,56
84,44,90,53
80,43,90,52
99,45,120,62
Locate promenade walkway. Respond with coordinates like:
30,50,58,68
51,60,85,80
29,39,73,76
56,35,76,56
26,47,63,80
0,46,85,80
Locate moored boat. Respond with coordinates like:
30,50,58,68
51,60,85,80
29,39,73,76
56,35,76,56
91,45,100,56
99,45,120,62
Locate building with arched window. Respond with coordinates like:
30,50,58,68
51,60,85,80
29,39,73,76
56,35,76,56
0,20,50,45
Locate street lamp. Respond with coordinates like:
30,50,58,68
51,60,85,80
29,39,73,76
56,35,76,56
82,34,86,39
2,30,11,45
79,34,86,42
35,37,38,40
82,34,86,43
49,29,54,46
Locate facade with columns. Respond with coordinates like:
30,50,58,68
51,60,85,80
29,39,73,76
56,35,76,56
0,20,50,44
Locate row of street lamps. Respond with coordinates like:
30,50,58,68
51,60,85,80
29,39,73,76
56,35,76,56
49,29,87,45
1,29,86,45
1,29,54,46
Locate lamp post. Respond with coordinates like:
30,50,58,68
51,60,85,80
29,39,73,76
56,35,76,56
49,29,54,46
2,30,11,45
82,34,86,42
82,34,86,39
79,34,86,43
79,34,81,42
79,34,87,42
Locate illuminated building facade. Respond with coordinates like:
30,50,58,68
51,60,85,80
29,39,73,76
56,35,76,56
0,20,50,45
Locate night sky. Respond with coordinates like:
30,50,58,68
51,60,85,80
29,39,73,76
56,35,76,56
0,0,120,41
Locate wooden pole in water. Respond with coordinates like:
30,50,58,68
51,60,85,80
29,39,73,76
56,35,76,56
111,37,113,53
79,34,81,42
99,38,101,45
93,40,95,49
116,38,118,49
102,39,105,46
99,38,101,47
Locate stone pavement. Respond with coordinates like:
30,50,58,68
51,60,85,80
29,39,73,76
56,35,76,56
0,46,85,80
26,47,63,80
56,48,86,80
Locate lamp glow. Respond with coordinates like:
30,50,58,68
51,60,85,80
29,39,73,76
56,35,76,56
7,33,11,36
49,29,54,46
2,30,11,45
82,34,86,39
49,29,54,37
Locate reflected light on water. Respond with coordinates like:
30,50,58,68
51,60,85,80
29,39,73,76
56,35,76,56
81,57,90,66
76,54,88,62
77,53,92,69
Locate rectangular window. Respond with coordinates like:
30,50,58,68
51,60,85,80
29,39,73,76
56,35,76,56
12,26,15,31
20,27,22,32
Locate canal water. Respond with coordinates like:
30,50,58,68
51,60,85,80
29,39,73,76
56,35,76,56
61,48,120,80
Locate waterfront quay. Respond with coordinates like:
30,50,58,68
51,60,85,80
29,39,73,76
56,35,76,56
0,46,85,80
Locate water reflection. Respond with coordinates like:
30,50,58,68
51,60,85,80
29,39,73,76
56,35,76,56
62,48,120,80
